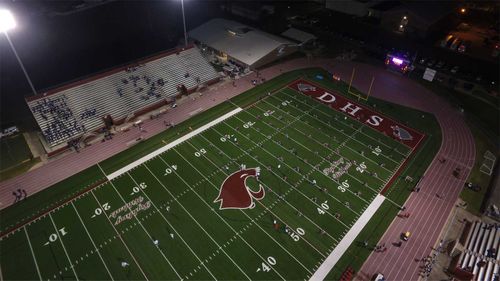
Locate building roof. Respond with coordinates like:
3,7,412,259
188,18,294,66
384,1,456,26
402,1,456,24
281,28,317,44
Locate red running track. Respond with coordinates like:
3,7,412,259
316,61,476,281
0,59,475,281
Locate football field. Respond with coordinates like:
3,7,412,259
0,79,424,280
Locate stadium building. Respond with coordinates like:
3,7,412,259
188,18,298,70
25,45,220,155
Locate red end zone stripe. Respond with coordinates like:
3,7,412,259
288,79,425,149
380,134,425,195
288,78,426,195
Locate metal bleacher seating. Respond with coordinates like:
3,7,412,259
458,221,500,281
26,46,220,147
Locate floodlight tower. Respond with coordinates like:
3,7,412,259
0,9,37,96
180,0,188,47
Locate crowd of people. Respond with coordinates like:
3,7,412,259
31,95,84,144
80,108,97,120
118,71,166,102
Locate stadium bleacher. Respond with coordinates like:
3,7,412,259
457,221,500,281
26,46,219,147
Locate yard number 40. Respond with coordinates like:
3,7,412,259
317,201,329,215
164,165,178,176
257,256,277,273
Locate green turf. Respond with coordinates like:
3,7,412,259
0,134,32,171
0,157,41,183
459,121,496,215
0,68,441,280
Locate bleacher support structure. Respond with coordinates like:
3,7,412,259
455,221,500,281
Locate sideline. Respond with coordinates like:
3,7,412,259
309,194,386,281
107,107,242,180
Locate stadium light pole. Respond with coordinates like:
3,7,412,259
180,0,188,46
0,9,37,96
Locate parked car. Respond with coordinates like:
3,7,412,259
0,126,19,139
441,34,454,48
450,38,462,51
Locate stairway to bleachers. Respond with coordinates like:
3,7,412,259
458,221,500,281
26,46,220,148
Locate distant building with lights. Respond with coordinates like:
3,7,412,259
325,0,385,17
375,1,457,37
188,18,298,69
326,0,458,38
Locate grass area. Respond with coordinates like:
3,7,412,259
459,122,497,215
0,157,41,183
99,102,236,174
0,134,32,171
413,76,499,138
0,68,441,280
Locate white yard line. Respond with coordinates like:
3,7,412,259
105,180,182,279
197,133,341,244
23,226,42,281
107,108,242,180
90,190,149,280
241,106,384,199
277,90,411,158
141,164,252,281
185,140,327,260
258,100,396,174
71,202,114,280
48,213,79,281
164,149,289,280
228,114,370,211
125,171,219,281
211,126,351,229
309,194,386,281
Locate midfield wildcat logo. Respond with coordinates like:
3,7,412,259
214,167,265,210
391,125,413,141
297,83,316,92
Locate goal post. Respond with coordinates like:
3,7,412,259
347,67,374,101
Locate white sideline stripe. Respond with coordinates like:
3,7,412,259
107,107,243,180
309,194,386,281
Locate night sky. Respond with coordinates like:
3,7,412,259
0,0,224,129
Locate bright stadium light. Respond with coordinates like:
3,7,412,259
0,9,16,32
1,9,38,96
